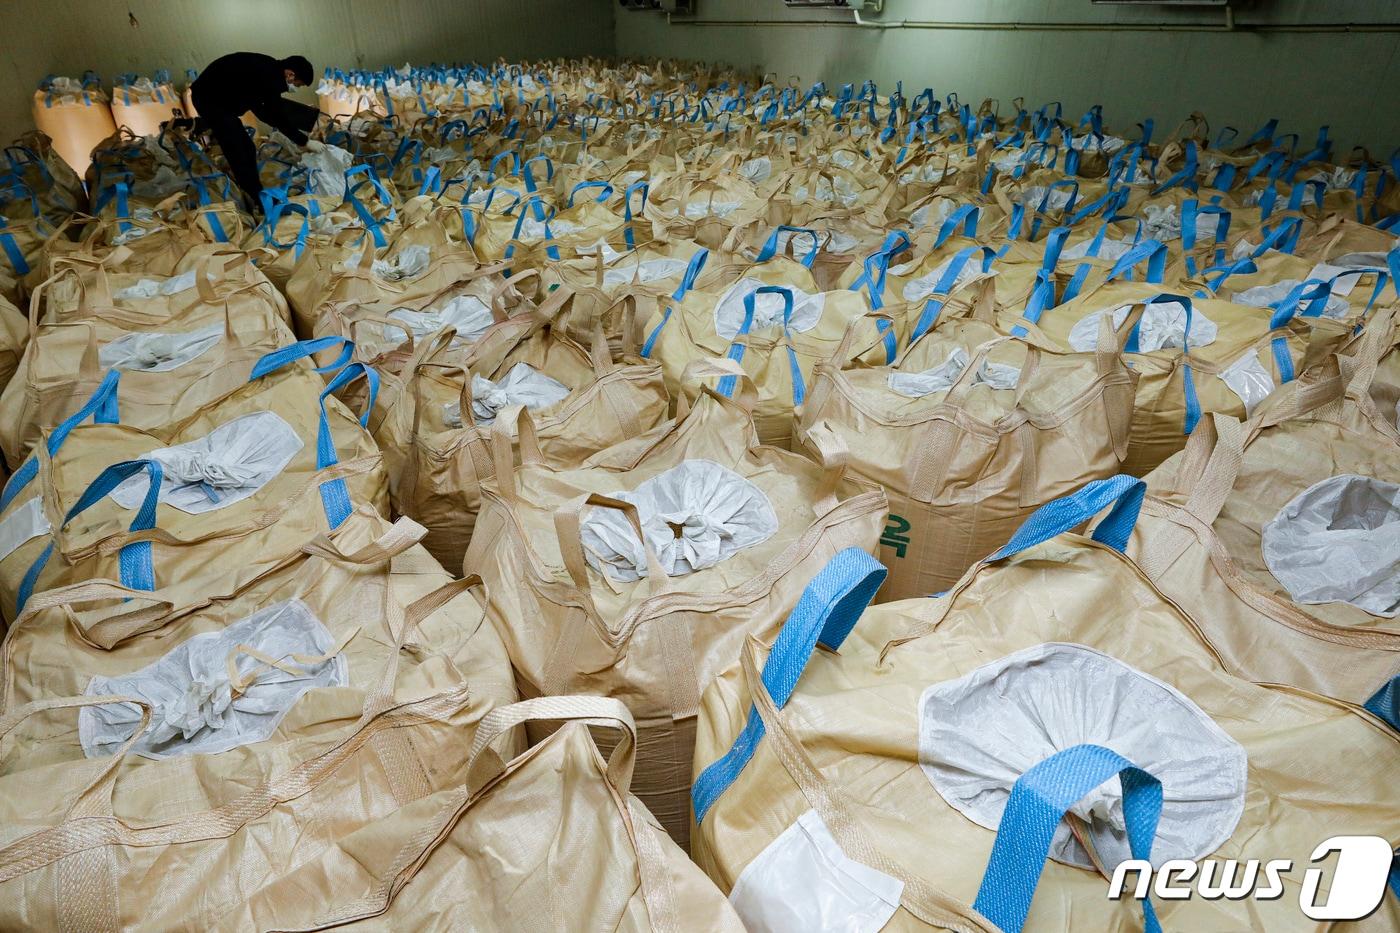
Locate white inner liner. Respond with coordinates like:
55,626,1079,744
713,278,826,340
919,642,1247,869
580,459,779,582
1219,350,1276,415
1067,301,1218,353
739,157,772,184
728,809,903,933
109,411,304,514
80,599,348,759
1261,474,1400,617
1233,279,1351,319
0,497,51,563
99,324,224,373
300,141,355,200
444,362,571,427
1141,204,1226,243
603,256,690,287
901,256,996,302
112,268,207,302
683,199,742,219
386,294,495,344
1061,236,1136,262
888,348,1021,398
1017,185,1075,211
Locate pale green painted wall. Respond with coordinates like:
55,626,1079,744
3,0,616,144
616,0,1400,156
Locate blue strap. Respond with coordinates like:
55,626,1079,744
623,179,649,250
756,225,820,268
314,362,378,530
991,474,1146,560
1107,238,1167,284
670,248,709,302
934,204,979,248
567,180,613,206
1365,676,1400,732
973,744,1163,933
692,548,886,823
910,246,998,341
717,286,800,401
1,369,122,511
249,338,355,381
16,458,164,612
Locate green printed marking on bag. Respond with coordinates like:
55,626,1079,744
881,514,911,559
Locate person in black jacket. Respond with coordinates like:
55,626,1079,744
191,53,319,208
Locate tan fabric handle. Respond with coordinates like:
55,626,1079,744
464,695,637,795
830,310,894,368
301,516,428,565
365,574,484,716
680,356,758,415
553,493,667,600
488,404,543,501
801,421,849,516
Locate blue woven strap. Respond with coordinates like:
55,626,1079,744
623,179,649,250
756,225,820,268
567,180,613,206
692,548,886,823
973,744,1163,933
314,362,379,529
1107,238,1167,284
249,337,355,381
1,369,123,511
16,458,164,612
1365,676,1400,732
670,247,709,302
934,204,979,249
909,245,998,341
991,474,1146,560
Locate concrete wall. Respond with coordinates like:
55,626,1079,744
3,0,616,143
616,0,1400,156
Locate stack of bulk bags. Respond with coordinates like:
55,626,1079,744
108,72,181,138
371,294,669,570
0,251,295,470
0,569,517,930
1128,312,1400,715
640,236,893,448
218,698,746,931
1005,272,1352,475
317,70,385,120
798,278,1136,598
464,360,886,846
0,339,386,622
692,481,1400,932
31,74,117,175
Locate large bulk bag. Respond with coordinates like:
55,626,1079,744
1129,320,1400,710
0,295,26,396
217,698,746,931
0,574,513,931
797,282,1136,598
0,342,385,622
3,131,86,217
0,510,515,773
31,74,117,175
0,263,295,470
691,480,1400,932
108,74,180,138
640,247,894,448
1005,282,1350,474
372,312,668,570
463,362,886,847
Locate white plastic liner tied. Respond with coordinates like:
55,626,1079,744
909,198,955,228
112,207,158,245
738,157,772,184
300,141,355,200
713,279,826,340
683,199,742,219
918,642,1247,869
99,323,224,373
386,294,494,344
0,497,51,562
444,362,571,427
1060,236,1136,262
347,244,431,281
603,256,689,287
1016,185,1075,211
899,256,996,302
79,598,348,759
1262,474,1400,617
112,268,206,302
108,411,304,514
1234,279,1351,319
517,216,584,240
728,809,903,933
1219,350,1276,415
887,348,1021,397
1141,203,1224,243
580,459,779,582
1067,300,1218,353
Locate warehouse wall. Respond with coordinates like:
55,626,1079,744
616,0,1400,156
2,0,616,143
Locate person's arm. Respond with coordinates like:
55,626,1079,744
252,98,320,146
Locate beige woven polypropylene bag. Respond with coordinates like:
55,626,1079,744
0,355,386,623
1003,283,1351,475
691,496,1400,933
1129,316,1400,706
0,570,515,931
372,318,668,570
463,359,886,847
217,697,746,932
0,509,516,771
798,282,1136,598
